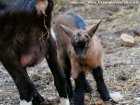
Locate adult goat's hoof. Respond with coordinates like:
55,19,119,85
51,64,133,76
32,99,52,105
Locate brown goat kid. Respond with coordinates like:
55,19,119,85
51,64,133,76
53,12,114,105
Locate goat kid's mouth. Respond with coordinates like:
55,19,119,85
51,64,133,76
77,54,86,61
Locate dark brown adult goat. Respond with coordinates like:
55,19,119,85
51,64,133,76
0,0,69,105
53,12,113,105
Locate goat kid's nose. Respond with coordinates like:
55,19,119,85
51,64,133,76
78,54,86,60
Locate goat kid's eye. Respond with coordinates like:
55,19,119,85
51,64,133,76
72,35,83,42
71,35,77,41
71,35,75,39
86,43,89,48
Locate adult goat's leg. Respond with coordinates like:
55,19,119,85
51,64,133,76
63,65,73,99
22,68,45,105
1,55,39,105
46,36,69,105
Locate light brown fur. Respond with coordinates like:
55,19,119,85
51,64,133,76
53,13,103,79
36,0,48,15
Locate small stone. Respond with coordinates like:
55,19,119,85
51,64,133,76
0,89,3,93
135,97,140,101
94,99,104,105
84,94,90,101
110,92,123,102
121,34,135,47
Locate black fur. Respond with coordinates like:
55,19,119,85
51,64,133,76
72,41,89,60
0,0,68,104
74,72,85,105
92,66,110,101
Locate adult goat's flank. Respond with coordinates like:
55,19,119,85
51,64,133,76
53,12,114,105
0,0,69,105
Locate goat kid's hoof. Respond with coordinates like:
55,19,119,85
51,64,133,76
93,98,118,105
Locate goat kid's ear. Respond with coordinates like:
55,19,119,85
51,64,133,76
88,20,102,38
60,24,73,38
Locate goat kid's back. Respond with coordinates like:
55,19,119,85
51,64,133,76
53,12,103,78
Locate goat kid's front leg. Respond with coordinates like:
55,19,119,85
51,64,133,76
92,66,110,101
74,72,85,105
1,56,43,105
64,65,92,98
46,36,69,105
84,78,92,94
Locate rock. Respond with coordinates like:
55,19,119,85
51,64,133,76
135,97,140,101
133,27,140,36
110,92,123,102
120,34,135,47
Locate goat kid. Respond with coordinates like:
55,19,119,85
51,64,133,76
0,0,69,105
53,12,113,105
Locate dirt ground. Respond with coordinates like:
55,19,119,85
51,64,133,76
0,0,140,105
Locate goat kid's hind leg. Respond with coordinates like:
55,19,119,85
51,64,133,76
46,36,69,105
1,56,40,105
74,72,85,105
92,66,110,101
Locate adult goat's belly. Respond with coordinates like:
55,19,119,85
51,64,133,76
21,45,47,67
21,52,45,67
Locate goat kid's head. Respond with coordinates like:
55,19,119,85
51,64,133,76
60,20,101,60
